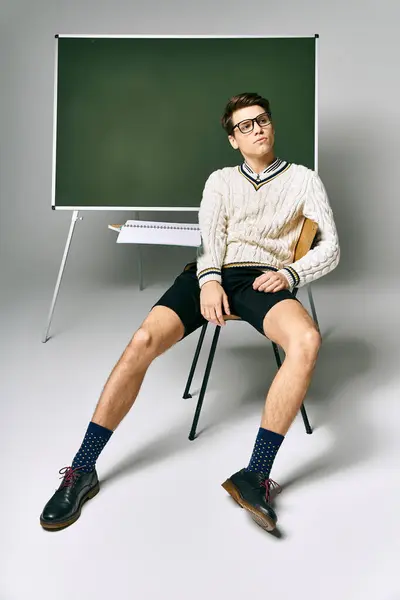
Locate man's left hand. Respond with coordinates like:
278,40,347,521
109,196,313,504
253,271,289,293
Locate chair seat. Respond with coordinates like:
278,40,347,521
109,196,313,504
222,313,270,340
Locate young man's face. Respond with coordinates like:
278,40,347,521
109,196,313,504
228,105,275,160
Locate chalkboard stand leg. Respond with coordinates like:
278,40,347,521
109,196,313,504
137,244,144,290
135,210,144,290
42,210,82,343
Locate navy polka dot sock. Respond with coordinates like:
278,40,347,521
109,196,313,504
245,427,285,478
71,421,113,473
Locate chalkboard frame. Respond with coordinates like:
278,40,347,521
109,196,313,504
51,34,319,211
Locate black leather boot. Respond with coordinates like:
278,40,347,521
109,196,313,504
222,468,282,531
40,465,100,531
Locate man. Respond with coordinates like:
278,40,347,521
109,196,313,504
40,92,340,533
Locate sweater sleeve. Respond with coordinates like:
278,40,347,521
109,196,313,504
277,171,340,289
196,171,228,288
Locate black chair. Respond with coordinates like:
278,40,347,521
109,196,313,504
183,218,320,441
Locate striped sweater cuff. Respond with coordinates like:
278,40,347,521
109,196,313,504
278,266,300,288
197,268,222,288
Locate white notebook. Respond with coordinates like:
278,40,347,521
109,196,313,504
117,220,201,247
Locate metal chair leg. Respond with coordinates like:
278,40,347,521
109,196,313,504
271,341,313,435
189,325,221,441
300,404,312,434
272,341,283,369
183,323,208,399
307,284,320,332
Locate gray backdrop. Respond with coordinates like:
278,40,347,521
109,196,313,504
1,0,399,292
2,2,400,600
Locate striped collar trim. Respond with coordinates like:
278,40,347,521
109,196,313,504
238,158,291,190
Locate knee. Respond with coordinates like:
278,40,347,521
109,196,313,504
288,327,321,363
127,327,158,361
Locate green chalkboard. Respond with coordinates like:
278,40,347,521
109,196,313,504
54,36,317,210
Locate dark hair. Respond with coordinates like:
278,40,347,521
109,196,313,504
221,93,272,135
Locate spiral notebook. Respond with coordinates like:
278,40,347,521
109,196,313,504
117,219,201,247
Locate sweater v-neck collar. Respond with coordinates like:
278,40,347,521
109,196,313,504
238,157,291,190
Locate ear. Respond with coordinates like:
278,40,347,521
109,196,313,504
228,135,239,150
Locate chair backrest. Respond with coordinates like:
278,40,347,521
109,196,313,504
294,217,318,261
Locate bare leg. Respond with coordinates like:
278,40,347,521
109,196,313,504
91,306,184,431
261,299,321,436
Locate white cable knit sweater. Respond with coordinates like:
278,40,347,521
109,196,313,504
196,158,340,290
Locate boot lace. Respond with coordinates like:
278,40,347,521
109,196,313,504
261,478,282,503
58,465,86,489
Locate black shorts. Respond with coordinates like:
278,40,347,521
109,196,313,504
152,262,301,339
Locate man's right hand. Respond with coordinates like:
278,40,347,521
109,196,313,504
200,281,231,326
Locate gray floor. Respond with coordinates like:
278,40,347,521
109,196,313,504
1,266,400,600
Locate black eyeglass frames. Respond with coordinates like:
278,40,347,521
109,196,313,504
231,112,271,134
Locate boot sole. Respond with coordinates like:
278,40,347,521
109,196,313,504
40,481,100,531
221,479,276,532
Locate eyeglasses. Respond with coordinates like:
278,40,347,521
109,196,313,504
231,112,271,135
